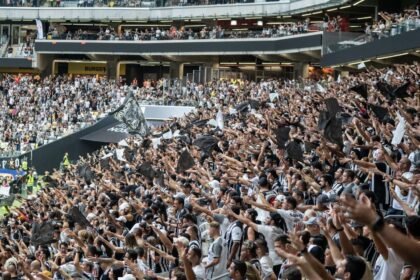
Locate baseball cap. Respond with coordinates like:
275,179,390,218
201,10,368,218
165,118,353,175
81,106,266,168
275,194,286,203
116,216,127,223
173,192,186,199
304,216,319,226
316,194,330,205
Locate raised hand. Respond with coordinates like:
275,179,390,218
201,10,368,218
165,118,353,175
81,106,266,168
340,193,377,226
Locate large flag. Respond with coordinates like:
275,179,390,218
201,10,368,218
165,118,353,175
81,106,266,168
349,84,368,99
273,126,290,148
111,92,149,136
69,206,91,229
31,222,57,246
35,19,44,40
392,112,406,145
216,109,224,130
176,149,195,173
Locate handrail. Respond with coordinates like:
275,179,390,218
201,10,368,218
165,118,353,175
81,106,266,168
0,38,10,58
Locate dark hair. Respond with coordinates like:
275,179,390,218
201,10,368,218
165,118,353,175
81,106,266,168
293,190,304,200
268,169,278,179
359,190,377,204
269,212,287,231
282,266,302,280
231,205,241,216
285,196,297,209
188,225,199,239
405,215,420,239
183,213,197,224
343,169,355,180
231,195,243,205
126,249,138,261
174,197,185,206
189,246,202,259
111,265,124,278
345,255,366,280
88,245,100,257
246,208,258,222
137,247,145,258
183,183,192,189
275,235,290,245
351,236,371,251
144,213,154,221
321,174,333,186
255,239,269,253
300,231,311,246
232,260,247,279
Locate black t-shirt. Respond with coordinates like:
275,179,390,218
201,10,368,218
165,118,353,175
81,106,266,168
311,234,328,251
309,245,325,264
372,162,391,207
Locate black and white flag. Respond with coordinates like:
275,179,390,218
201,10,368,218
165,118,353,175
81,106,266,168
112,92,149,136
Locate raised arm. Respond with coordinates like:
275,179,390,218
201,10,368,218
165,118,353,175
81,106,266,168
342,193,420,269
151,225,173,251
243,196,276,212
190,199,214,217
225,207,258,232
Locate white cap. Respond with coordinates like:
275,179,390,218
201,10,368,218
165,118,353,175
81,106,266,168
116,216,127,223
119,202,130,212
208,180,220,189
275,194,286,203
86,213,97,222
118,274,136,280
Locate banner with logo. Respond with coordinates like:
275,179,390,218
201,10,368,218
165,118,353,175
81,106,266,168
35,19,43,40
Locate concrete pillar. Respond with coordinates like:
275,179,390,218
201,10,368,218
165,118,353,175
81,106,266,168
293,62,309,79
107,58,118,80
37,54,55,77
169,62,183,79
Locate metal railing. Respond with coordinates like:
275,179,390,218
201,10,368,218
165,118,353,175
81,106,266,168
323,20,420,55
0,0,342,8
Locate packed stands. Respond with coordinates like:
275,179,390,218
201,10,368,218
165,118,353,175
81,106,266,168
0,63,419,280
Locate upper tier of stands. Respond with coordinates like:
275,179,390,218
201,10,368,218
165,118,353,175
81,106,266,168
0,0,348,21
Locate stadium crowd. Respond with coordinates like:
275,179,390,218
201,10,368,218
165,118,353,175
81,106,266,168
364,8,420,39
0,62,419,280
0,74,123,156
0,74,201,156
47,22,311,41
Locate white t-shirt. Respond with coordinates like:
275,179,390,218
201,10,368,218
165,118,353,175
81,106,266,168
276,209,304,232
206,236,227,279
193,264,206,280
259,255,273,280
257,224,283,266
392,172,414,210
373,249,404,280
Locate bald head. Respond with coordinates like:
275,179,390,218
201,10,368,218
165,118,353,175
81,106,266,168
30,260,41,271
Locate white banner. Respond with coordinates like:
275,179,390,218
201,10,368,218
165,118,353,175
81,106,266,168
35,19,43,40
